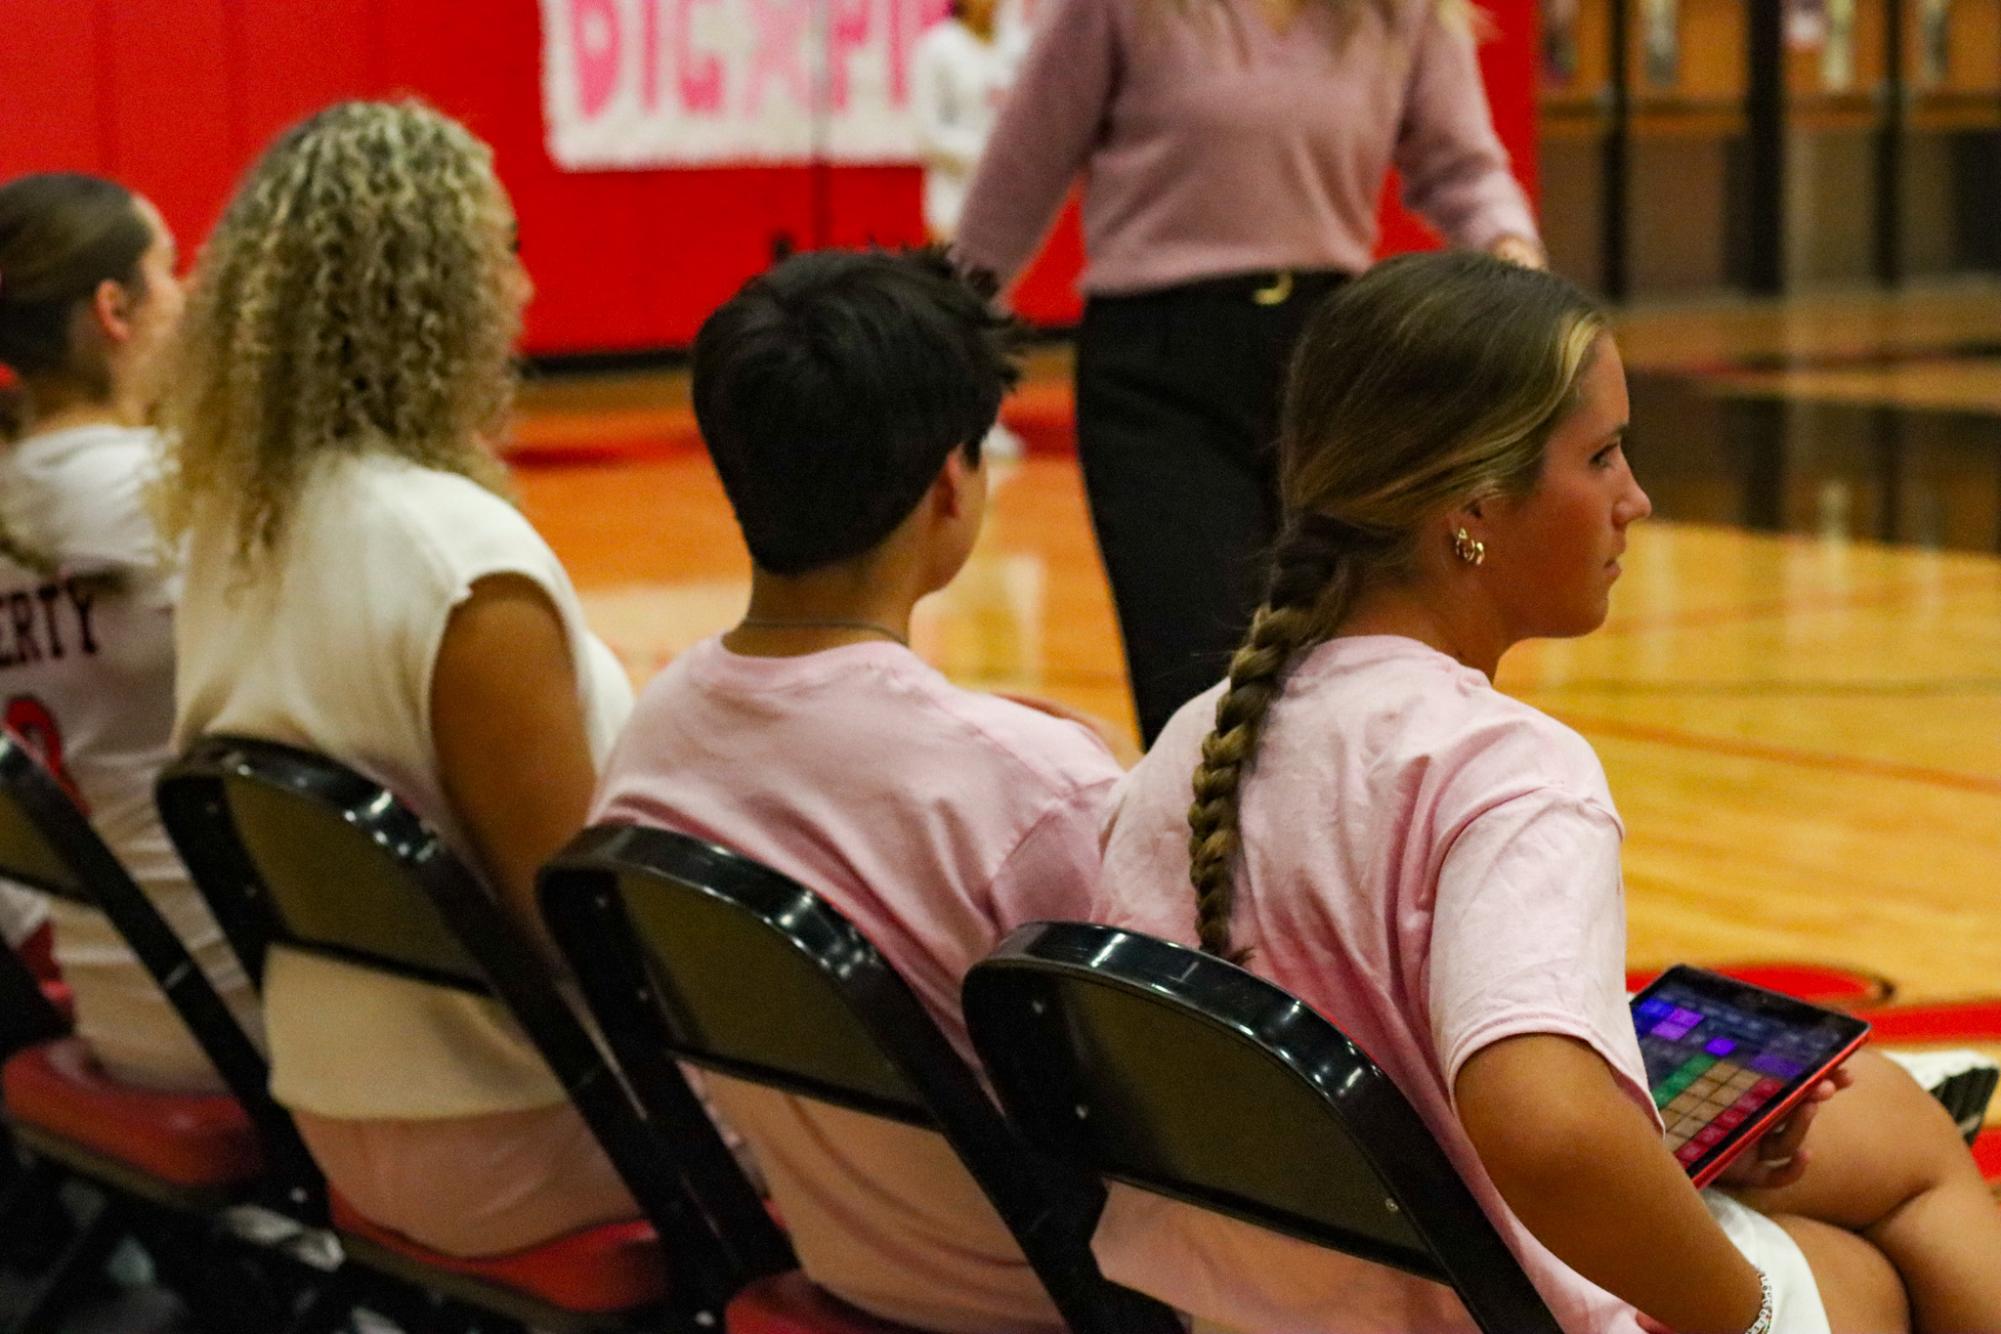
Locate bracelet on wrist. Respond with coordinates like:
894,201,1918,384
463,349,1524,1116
1742,1267,1775,1334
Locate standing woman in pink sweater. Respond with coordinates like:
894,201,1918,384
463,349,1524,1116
954,0,1542,744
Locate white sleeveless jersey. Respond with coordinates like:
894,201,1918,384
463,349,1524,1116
0,425,178,864
0,423,256,1091
172,451,631,1119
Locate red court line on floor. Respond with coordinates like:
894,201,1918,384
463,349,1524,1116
1857,1000,2001,1045
1975,1127,2001,1181
1627,963,1892,1007
1550,712,2001,798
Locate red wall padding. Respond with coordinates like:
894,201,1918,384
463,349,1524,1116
0,0,1534,355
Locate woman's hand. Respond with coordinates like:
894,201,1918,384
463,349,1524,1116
1711,1064,1854,1192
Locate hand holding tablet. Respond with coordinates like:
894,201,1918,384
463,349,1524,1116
1632,966,1870,1189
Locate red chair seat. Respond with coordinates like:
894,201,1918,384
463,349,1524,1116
0,1037,259,1189
330,1190,669,1314
727,1271,940,1334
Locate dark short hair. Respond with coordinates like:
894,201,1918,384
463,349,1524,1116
692,248,1022,576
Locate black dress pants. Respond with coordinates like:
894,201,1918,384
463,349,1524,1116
1075,270,1347,746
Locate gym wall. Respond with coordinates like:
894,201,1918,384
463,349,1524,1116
0,0,1537,356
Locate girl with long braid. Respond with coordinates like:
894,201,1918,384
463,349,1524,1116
1091,252,2001,1334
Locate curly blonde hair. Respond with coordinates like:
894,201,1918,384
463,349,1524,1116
159,99,519,565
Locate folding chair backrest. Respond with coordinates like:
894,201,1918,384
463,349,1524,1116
155,735,789,1304
962,922,1563,1334
541,824,1181,1334
0,729,320,1209
0,749,69,1053
157,739,484,991
0,734,121,908
547,826,947,1119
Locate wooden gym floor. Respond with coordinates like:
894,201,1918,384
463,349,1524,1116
513,282,2001,1080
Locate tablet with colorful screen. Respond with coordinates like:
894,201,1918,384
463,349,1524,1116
1632,965,1870,1188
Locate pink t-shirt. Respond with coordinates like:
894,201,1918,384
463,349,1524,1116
1092,635,1658,1334
591,636,1121,1333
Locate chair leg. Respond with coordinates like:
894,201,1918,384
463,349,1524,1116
1,1191,126,1334
433,1304,526,1334
355,1282,512,1334
0,1156,69,1267
0,1123,21,1194
275,1267,361,1334
462,1314,528,1334
137,1216,358,1334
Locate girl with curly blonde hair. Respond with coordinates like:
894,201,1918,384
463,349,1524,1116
161,100,641,1257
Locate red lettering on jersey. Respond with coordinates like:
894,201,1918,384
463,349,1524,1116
3,695,85,811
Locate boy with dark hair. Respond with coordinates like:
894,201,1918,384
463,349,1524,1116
592,250,1117,1334
691,246,1017,576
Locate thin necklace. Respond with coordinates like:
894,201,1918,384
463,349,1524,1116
737,616,909,648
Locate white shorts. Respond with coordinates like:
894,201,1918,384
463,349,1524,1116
1181,1191,1832,1334
1704,1190,1832,1334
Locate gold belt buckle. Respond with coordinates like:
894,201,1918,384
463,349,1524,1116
1251,270,1294,306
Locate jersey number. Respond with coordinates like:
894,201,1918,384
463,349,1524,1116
4,695,83,809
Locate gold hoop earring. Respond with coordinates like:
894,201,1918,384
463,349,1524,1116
1453,527,1486,566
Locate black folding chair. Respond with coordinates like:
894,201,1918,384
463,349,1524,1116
539,823,1183,1334
0,909,65,1060
0,729,340,1334
0,892,70,1306
962,922,1565,1334
155,734,790,1334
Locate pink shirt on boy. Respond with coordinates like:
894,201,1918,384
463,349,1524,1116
591,636,1121,1333
1093,635,1659,1334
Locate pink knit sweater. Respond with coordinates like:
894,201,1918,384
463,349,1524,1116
955,0,1539,295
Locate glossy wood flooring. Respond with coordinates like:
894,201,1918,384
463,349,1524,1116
515,284,2001,1040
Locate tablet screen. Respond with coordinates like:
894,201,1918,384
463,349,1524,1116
1633,966,1869,1181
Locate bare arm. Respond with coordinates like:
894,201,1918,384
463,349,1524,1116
1456,1034,1762,1333
430,573,598,961
1391,3,1541,255
953,0,1118,286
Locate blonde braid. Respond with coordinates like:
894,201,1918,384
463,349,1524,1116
1187,520,1376,958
